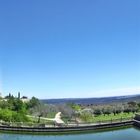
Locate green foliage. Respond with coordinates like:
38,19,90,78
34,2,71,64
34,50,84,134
137,102,140,108
69,103,81,111
0,95,41,123
93,112,134,123
0,109,12,122
102,106,112,115
27,97,40,109
80,112,93,122
94,108,102,116
12,112,29,122
0,109,28,122
0,100,10,109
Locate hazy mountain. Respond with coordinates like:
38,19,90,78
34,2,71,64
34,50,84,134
41,94,140,105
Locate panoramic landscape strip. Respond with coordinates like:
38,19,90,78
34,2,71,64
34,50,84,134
0,93,140,134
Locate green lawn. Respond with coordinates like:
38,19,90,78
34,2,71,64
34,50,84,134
92,112,135,123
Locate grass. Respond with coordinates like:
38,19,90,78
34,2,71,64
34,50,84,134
26,112,135,125
92,112,135,123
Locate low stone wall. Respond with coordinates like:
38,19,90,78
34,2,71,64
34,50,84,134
133,121,140,128
133,114,140,128
134,114,140,121
0,121,133,134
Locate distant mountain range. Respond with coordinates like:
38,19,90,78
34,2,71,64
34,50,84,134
41,94,140,105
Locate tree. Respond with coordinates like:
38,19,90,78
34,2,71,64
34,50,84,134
12,112,29,122
27,97,40,109
94,108,102,116
13,99,26,113
128,101,137,107
80,112,93,122
102,106,112,115
0,109,12,122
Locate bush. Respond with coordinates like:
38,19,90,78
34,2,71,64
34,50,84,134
80,112,93,122
12,112,29,122
0,109,12,122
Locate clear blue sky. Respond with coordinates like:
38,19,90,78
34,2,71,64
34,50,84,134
0,0,140,99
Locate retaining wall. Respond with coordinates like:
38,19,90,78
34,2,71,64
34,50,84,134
133,114,140,128
0,121,133,134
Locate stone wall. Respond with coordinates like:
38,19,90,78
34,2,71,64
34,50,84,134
0,120,133,134
134,114,140,121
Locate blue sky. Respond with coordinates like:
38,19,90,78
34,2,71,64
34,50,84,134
0,0,140,99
